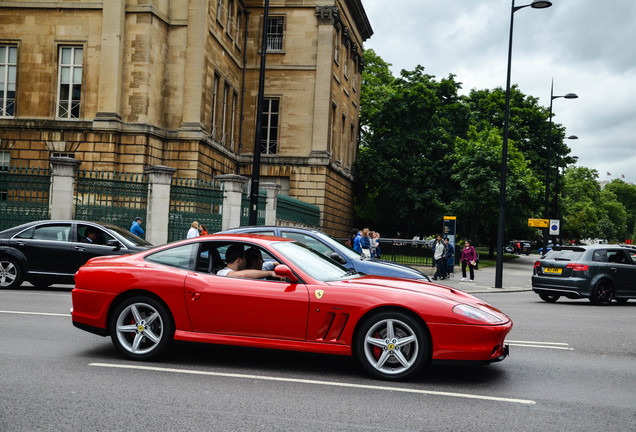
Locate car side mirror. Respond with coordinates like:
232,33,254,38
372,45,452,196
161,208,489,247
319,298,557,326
107,239,122,251
274,265,298,283
330,252,347,265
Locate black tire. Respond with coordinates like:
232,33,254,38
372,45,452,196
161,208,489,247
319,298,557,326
539,293,560,303
0,257,23,289
109,296,174,360
355,311,428,381
590,280,614,306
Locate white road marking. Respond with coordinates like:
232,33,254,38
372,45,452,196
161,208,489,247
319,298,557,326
506,340,574,350
0,310,69,317
90,362,536,405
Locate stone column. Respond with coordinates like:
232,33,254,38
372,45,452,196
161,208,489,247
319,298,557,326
49,157,82,220
260,182,282,226
180,0,207,131
94,0,125,128
216,174,248,230
144,165,177,245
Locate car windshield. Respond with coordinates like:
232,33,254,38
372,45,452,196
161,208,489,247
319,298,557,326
105,224,152,247
311,231,366,260
272,241,357,282
544,249,584,261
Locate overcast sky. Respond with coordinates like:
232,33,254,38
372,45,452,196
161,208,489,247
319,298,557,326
362,0,636,185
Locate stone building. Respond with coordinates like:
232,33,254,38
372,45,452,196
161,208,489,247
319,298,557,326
0,0,372,237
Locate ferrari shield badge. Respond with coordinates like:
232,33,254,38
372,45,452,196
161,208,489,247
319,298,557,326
314,289,324,300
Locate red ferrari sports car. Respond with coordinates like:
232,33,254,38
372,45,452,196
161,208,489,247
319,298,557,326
72,234,512,381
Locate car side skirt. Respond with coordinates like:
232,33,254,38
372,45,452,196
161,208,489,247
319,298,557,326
174,330,353,356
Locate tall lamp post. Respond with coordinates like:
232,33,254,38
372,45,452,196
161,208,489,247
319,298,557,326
542,80,577,255
495,0,552,288
249,0,271,225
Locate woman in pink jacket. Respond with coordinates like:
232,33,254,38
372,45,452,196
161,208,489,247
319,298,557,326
460,240,477,282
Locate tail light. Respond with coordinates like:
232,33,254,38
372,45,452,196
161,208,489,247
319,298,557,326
566,263,589,271
534,261,541,268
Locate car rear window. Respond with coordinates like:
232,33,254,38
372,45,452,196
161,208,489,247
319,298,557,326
545,249,584,261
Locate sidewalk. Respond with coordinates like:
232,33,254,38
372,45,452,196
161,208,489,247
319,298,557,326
414,254,537,294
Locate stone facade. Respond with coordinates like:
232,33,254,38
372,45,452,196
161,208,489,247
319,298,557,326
0,0,372,237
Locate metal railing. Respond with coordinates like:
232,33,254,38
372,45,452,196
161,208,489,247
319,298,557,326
0,165,50,231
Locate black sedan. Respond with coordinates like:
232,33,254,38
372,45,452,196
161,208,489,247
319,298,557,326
0,220,151,289
532,245,636,305
221,226,430,282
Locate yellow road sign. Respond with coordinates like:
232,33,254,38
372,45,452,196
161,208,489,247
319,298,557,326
528,218,549,228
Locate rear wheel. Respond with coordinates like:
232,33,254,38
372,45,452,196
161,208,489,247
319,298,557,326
355,311,428,381
539,293,560,303
109,296,174,360
0,257,23,289
590,280,614,306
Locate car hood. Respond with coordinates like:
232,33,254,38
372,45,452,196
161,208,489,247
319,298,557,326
352,258,428,280
325,275,510,322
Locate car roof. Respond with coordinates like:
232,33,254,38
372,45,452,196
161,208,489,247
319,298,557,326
223,226,325,235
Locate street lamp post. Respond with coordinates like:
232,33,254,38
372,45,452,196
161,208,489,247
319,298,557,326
554,136,578,245
249,0,271,225
495,0,552,288
542,79,577,255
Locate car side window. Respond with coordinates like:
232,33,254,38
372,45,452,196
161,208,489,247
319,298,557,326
608,250,630,264
281,231,332,256
17,224,70,242
77,224,116,246
592,250,607,262
145,244,198,270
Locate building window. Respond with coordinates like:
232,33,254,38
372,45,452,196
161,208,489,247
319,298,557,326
226,0,234,35
211,72,220,139
334,28,340,64
235,11,242,46
0,150,9,171
260,98,279,155
221,83,229,145
339,114,346,163
216,0,223,22
344,47,349,79
230,91,238,151
0,45,17,117
267,17,284,51
57,46,83,119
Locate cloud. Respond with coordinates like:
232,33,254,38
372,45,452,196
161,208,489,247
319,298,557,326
363,0,636,184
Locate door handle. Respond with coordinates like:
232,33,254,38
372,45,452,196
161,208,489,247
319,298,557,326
74,246,86,251
192,293,201,301
610,267,617,272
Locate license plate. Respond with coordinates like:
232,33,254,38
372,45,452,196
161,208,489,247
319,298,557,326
543,267,562,274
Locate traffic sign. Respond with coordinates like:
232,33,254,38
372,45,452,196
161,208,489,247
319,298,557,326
528,218,549,228
549,219,560,235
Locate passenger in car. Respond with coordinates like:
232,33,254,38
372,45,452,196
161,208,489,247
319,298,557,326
217,244,283,279
245,246,278,271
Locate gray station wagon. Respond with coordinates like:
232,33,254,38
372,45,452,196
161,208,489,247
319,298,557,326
532,245,636,305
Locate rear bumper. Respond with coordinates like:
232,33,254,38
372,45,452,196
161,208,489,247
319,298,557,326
532,275,590,298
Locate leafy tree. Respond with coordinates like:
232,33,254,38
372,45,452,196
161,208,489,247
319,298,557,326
355,63,469,236
604,179,636,241
449,127,542,255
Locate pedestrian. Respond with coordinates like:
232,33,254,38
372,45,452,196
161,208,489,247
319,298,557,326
187,221,199,239
199,223,208,236
460,240,477,282
373,232,381,258
346,228,357,248
360,228,372,257
444,237,454,277
130,217,144,238
432,235,447,280
353,230,362,253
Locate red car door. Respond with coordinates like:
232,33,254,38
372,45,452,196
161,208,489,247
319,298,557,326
184,273,309,340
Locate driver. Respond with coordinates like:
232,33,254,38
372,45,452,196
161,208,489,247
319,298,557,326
217,244,283,279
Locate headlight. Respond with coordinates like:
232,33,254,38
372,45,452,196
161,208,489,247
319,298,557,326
453,304,502,324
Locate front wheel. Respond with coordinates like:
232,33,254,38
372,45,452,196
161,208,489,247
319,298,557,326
0,257,23,289
539,293,560,303
110,296,174,360
355,311,428,381
590,280,614,306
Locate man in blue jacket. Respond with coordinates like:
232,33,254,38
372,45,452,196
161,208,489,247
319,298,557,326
130,217,144,238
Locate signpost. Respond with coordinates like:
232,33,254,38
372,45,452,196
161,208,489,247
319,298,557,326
528,218,549,228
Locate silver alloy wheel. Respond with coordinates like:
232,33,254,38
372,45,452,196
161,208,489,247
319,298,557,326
115,302,164,355
363,318,419,376
0,259,19,288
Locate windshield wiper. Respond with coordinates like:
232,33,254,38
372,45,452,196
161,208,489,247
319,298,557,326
342,269,358,277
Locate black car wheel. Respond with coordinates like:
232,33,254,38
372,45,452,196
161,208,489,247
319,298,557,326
0,257,23,289
590,280,614,306
355,311,428,381
539,293,560,303
110,296,174,360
